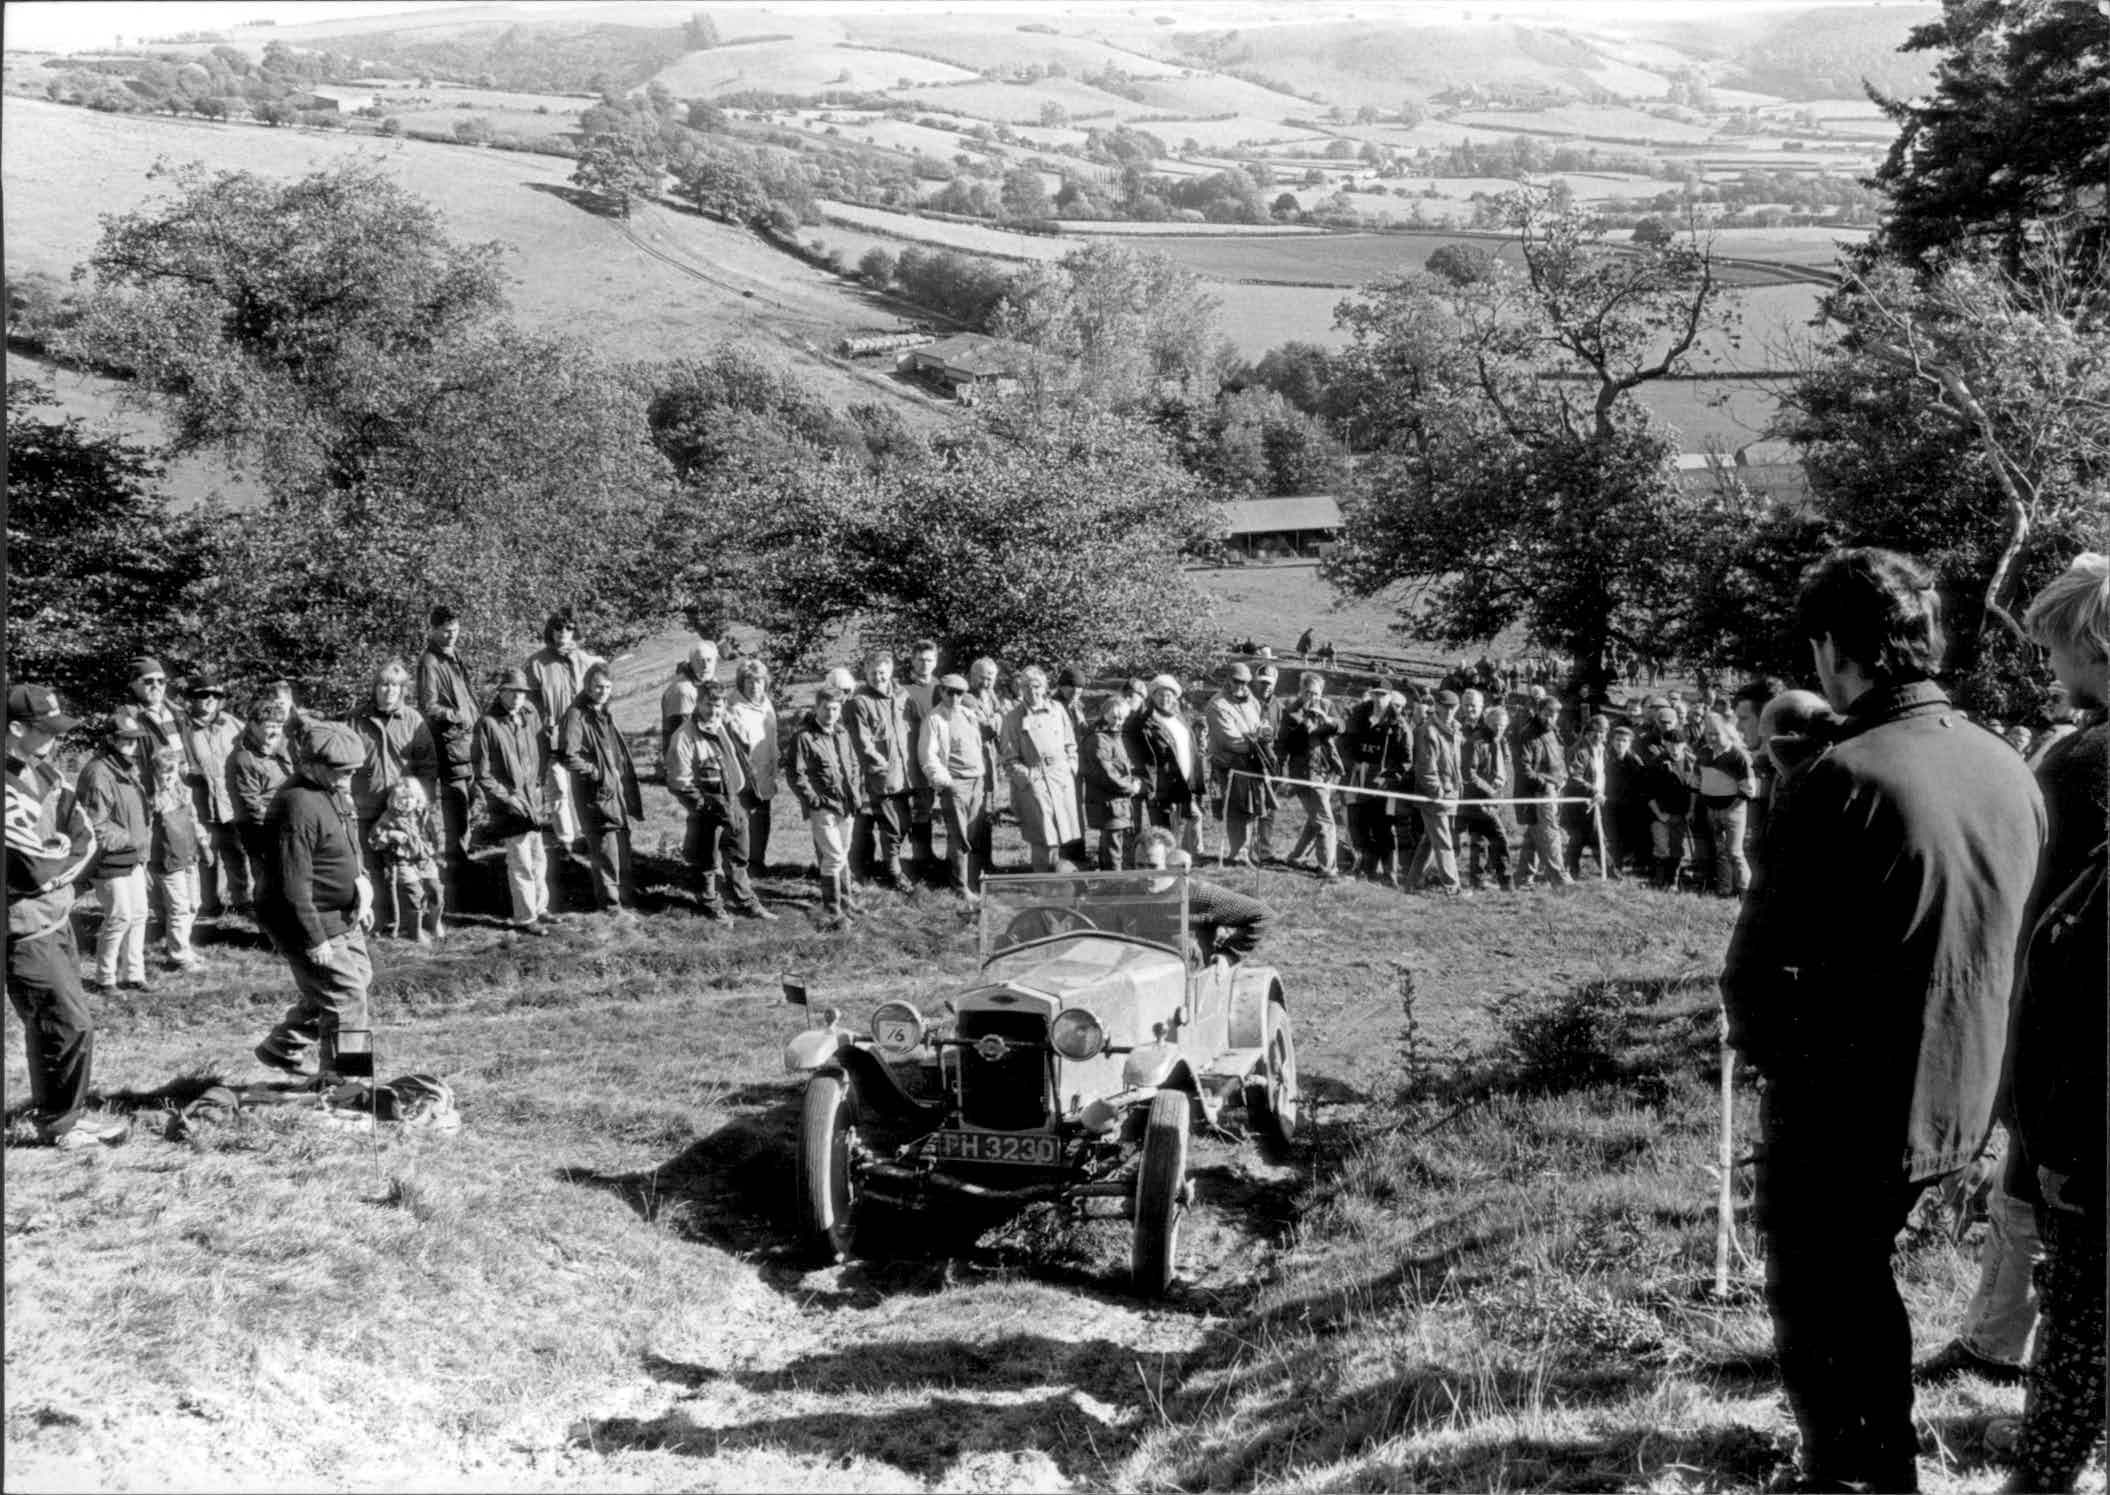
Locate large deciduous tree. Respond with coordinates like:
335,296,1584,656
991,243,1224,411
570,131,665,220
1324,191,1730,701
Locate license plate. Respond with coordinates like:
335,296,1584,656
936,1130,1061,1166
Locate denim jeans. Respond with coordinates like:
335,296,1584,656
1706,800,1750,895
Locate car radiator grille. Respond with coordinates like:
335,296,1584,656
955,1010,1053,1131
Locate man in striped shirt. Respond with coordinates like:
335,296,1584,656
6,685,127,1149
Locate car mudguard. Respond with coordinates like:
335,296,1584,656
832,1045,944,1125
1227,964,1285,1051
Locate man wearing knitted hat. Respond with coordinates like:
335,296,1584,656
254,721,377,1082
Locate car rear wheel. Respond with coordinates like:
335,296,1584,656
1244,996,1299,1160
796,1070,860,1263
1131,1088,1189,1297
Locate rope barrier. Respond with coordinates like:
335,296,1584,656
1225,767,1598,810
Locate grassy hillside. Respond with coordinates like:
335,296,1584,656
0,99,949,425
2,805,2033,1491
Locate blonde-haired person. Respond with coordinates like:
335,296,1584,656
1991,549,2108,1494
725,658,780,874
351,657,438,935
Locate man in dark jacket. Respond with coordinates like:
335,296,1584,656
255,722,377,1082
558,663,643,916
1721,548,2046,1494
417,606,478,911
473,668,550,934
788,685,865,927
666,681,776,922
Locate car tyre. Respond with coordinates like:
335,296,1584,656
1244,996,1299,1161
796,1069,860,1263
1131,1088,1189,1297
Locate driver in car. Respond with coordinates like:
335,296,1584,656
1136,825,1274,963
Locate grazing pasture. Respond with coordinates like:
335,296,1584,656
651,42,977,96
0,99,946,423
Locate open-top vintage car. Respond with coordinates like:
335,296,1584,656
782,869,1299,1295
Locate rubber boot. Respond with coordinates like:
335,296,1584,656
695,871,724,921
818,876,847,930
911,824,938,884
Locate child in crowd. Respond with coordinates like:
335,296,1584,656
372,778,445,943
150,744,205,969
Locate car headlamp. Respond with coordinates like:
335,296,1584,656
1050,1008,1107,1062
870,1000,925,1059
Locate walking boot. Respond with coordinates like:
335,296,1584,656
838,869,867,917
817,877,848,930
694,872,725,921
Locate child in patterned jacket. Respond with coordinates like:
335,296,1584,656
372,778,445,943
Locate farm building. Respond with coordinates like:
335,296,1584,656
840,330,935,358
1222,495,1343,561
295,86,374,112
897,334,1033,402
1676,443,1814,506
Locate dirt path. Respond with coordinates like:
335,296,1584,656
556,1081,1309,1490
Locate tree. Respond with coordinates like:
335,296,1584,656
1871,0,2110,270
857,247,896,287
999,165,1052,221
676,153,771,226
1270,191,1301,220
1324,191,1730,699
1249,341,1339,417
1764,244,2110,714
863,407,1223,670
992,243,1223,410
1424,242,1495,285
571,131,664,219
55,162,675,704
1630,216,1673,246
6,380,211,712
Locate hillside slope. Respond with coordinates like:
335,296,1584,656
1,99,950,425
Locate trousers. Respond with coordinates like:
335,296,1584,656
7,924,95,1137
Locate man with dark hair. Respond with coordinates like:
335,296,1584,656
7,686,127,1149
666,681,777,922
847,648,914,889
417,606,478,912
1723,547,2045,1494
900,638,944,884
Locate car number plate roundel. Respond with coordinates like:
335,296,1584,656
936,1131,1061,1165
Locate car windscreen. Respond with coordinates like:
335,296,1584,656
979,871,1190,962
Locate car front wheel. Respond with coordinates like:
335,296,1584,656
1131,1088,1189,1297
796,1070,860,1263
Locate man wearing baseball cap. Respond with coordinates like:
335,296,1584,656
6,685,126,1148
254,721,377,1082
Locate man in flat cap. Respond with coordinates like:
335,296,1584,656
254,721,377,1082
7,685,127,1148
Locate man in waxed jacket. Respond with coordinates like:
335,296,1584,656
1721,548,2045,1494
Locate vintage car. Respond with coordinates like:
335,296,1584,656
782,869,1298,1295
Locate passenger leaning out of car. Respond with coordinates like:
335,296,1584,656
1135,825,1274,964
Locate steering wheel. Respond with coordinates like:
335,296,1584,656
1002,907,1100,943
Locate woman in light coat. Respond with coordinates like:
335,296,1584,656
725,657,780,874
998,665,1082,872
